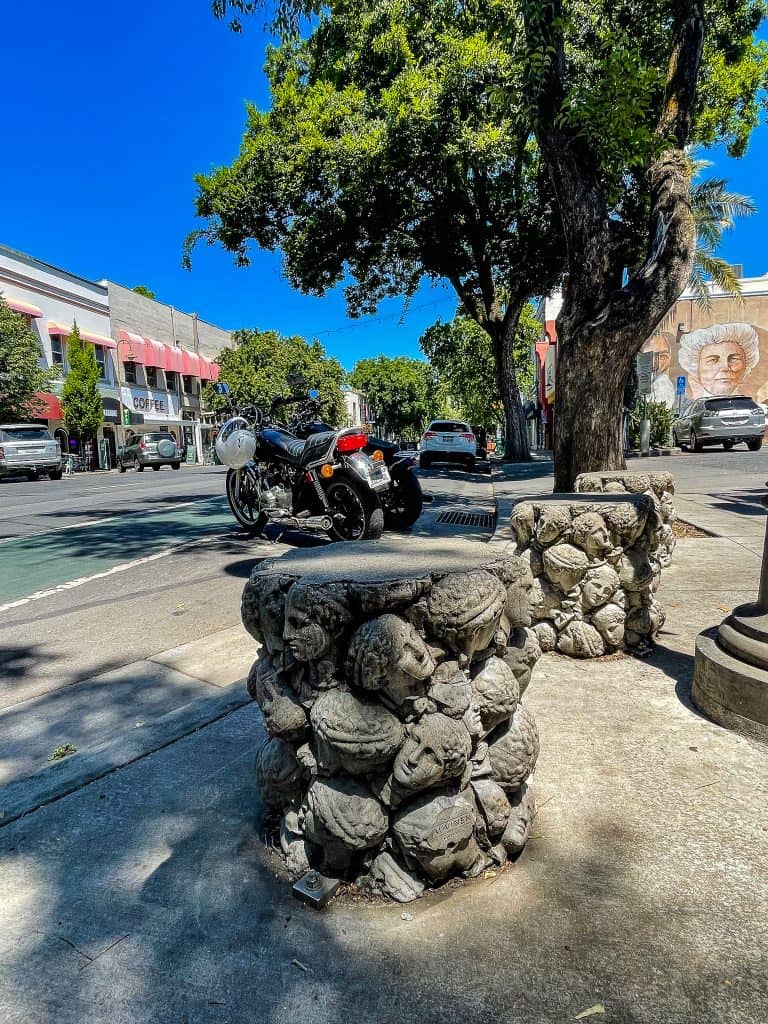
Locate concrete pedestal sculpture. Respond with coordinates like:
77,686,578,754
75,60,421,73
693,489,768,742
507,494,666,657
574,470,677,568
241,539,542,903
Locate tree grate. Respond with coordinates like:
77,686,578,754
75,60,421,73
435,509,496,529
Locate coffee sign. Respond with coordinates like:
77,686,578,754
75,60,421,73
120,386,180,422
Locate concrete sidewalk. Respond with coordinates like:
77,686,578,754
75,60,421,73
1,459,766,1023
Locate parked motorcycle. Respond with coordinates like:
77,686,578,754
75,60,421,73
214,385,389,541
282,392,427,531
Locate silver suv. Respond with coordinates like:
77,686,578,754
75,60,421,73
671,396,765,452
0,424,63,480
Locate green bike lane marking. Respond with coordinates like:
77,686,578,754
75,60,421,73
0,496,235,606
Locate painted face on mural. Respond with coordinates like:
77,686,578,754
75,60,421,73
678,323,760,399
645,334,671,374
697,340,747,396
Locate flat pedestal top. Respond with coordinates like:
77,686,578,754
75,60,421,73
512,492,656,511
254,537,510,584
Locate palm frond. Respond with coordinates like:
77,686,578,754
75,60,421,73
691,252,745,307
687,261,713,314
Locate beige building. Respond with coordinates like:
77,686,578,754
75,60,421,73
643,271,768,410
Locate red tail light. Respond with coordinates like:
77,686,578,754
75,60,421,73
423,431,436,439
0,447,5,459
139,441,147,449
337,432,368,453
460,432,474,441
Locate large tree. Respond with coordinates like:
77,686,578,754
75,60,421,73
420,303,539,430
60,325,103,448
521,0,768,487
348,356,440,437
188,0,563,460
203,328,346,424
0,297,53,422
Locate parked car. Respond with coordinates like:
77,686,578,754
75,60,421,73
671,396,765,452
419,420,477,469
0,424,63,480
118,431,183,471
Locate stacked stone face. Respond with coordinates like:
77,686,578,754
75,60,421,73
508,494,666,657
241,542,543,903
574,470,676,569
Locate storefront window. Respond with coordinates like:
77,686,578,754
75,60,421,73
94,345,106,380
124,360,137,384
183,374,194,394
146,366,158,388
166,371,178,392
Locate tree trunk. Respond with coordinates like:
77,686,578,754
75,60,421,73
552,331,628,491
490,310,531,463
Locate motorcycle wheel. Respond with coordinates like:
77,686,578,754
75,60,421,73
384,467,424,531
325,472,384,542
226,468,268,535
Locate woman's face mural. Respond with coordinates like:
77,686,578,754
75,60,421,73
677,323,760,400
698,340,747,396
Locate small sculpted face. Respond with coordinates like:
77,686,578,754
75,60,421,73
284,602,329,660
581,564,620,609
591,603,626,647
392,714,470,792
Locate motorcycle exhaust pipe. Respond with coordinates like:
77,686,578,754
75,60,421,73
266,510,333,532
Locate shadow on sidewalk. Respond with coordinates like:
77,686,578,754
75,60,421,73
1,700,766,1024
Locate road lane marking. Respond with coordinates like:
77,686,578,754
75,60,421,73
0,547,179,613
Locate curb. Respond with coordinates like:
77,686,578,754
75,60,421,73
0,684,251,829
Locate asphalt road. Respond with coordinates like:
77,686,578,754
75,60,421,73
0,462,494,712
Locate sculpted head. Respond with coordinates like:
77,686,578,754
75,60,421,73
571,511,612,560
580,563,620,609
283,580,352,661
242,573,295,654
502,780,536,854
248,657,308,741
590,602,626,648
425,570,507,661
254,737,304,810
470,656,520,735
310,689,404,775
300,777,388,852
556,619,606,658
509,502,535,547
345,614,435,706
392,789,481,881
392,713,472,793
487,706,540,792
487,555,536,628
543,543,590,594
534,505,572,547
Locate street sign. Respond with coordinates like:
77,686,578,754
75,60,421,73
636,352,653,396
676,375,687,395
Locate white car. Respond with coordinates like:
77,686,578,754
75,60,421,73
419,420,476,469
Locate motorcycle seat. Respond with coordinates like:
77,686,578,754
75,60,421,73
260,428,306,464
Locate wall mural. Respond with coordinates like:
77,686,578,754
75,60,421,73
642,293,768,409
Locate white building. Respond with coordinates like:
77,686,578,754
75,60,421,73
0,244,233,466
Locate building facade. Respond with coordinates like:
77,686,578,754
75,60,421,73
641,272,768,412
0,244,233,467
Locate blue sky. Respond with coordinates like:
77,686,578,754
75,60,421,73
1,1,766,371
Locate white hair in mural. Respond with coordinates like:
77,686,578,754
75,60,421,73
679,322,760,376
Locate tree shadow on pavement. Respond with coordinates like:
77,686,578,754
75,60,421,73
1,696,766,1024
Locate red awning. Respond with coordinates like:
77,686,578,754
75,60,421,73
30,392,63,420
142,336,167,368
6,296,44,318
48,322,116,348
198,355,220,381
182,349,201,377
164,345,185,373
118,331,149,364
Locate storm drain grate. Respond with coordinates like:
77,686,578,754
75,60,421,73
435,509,496,529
